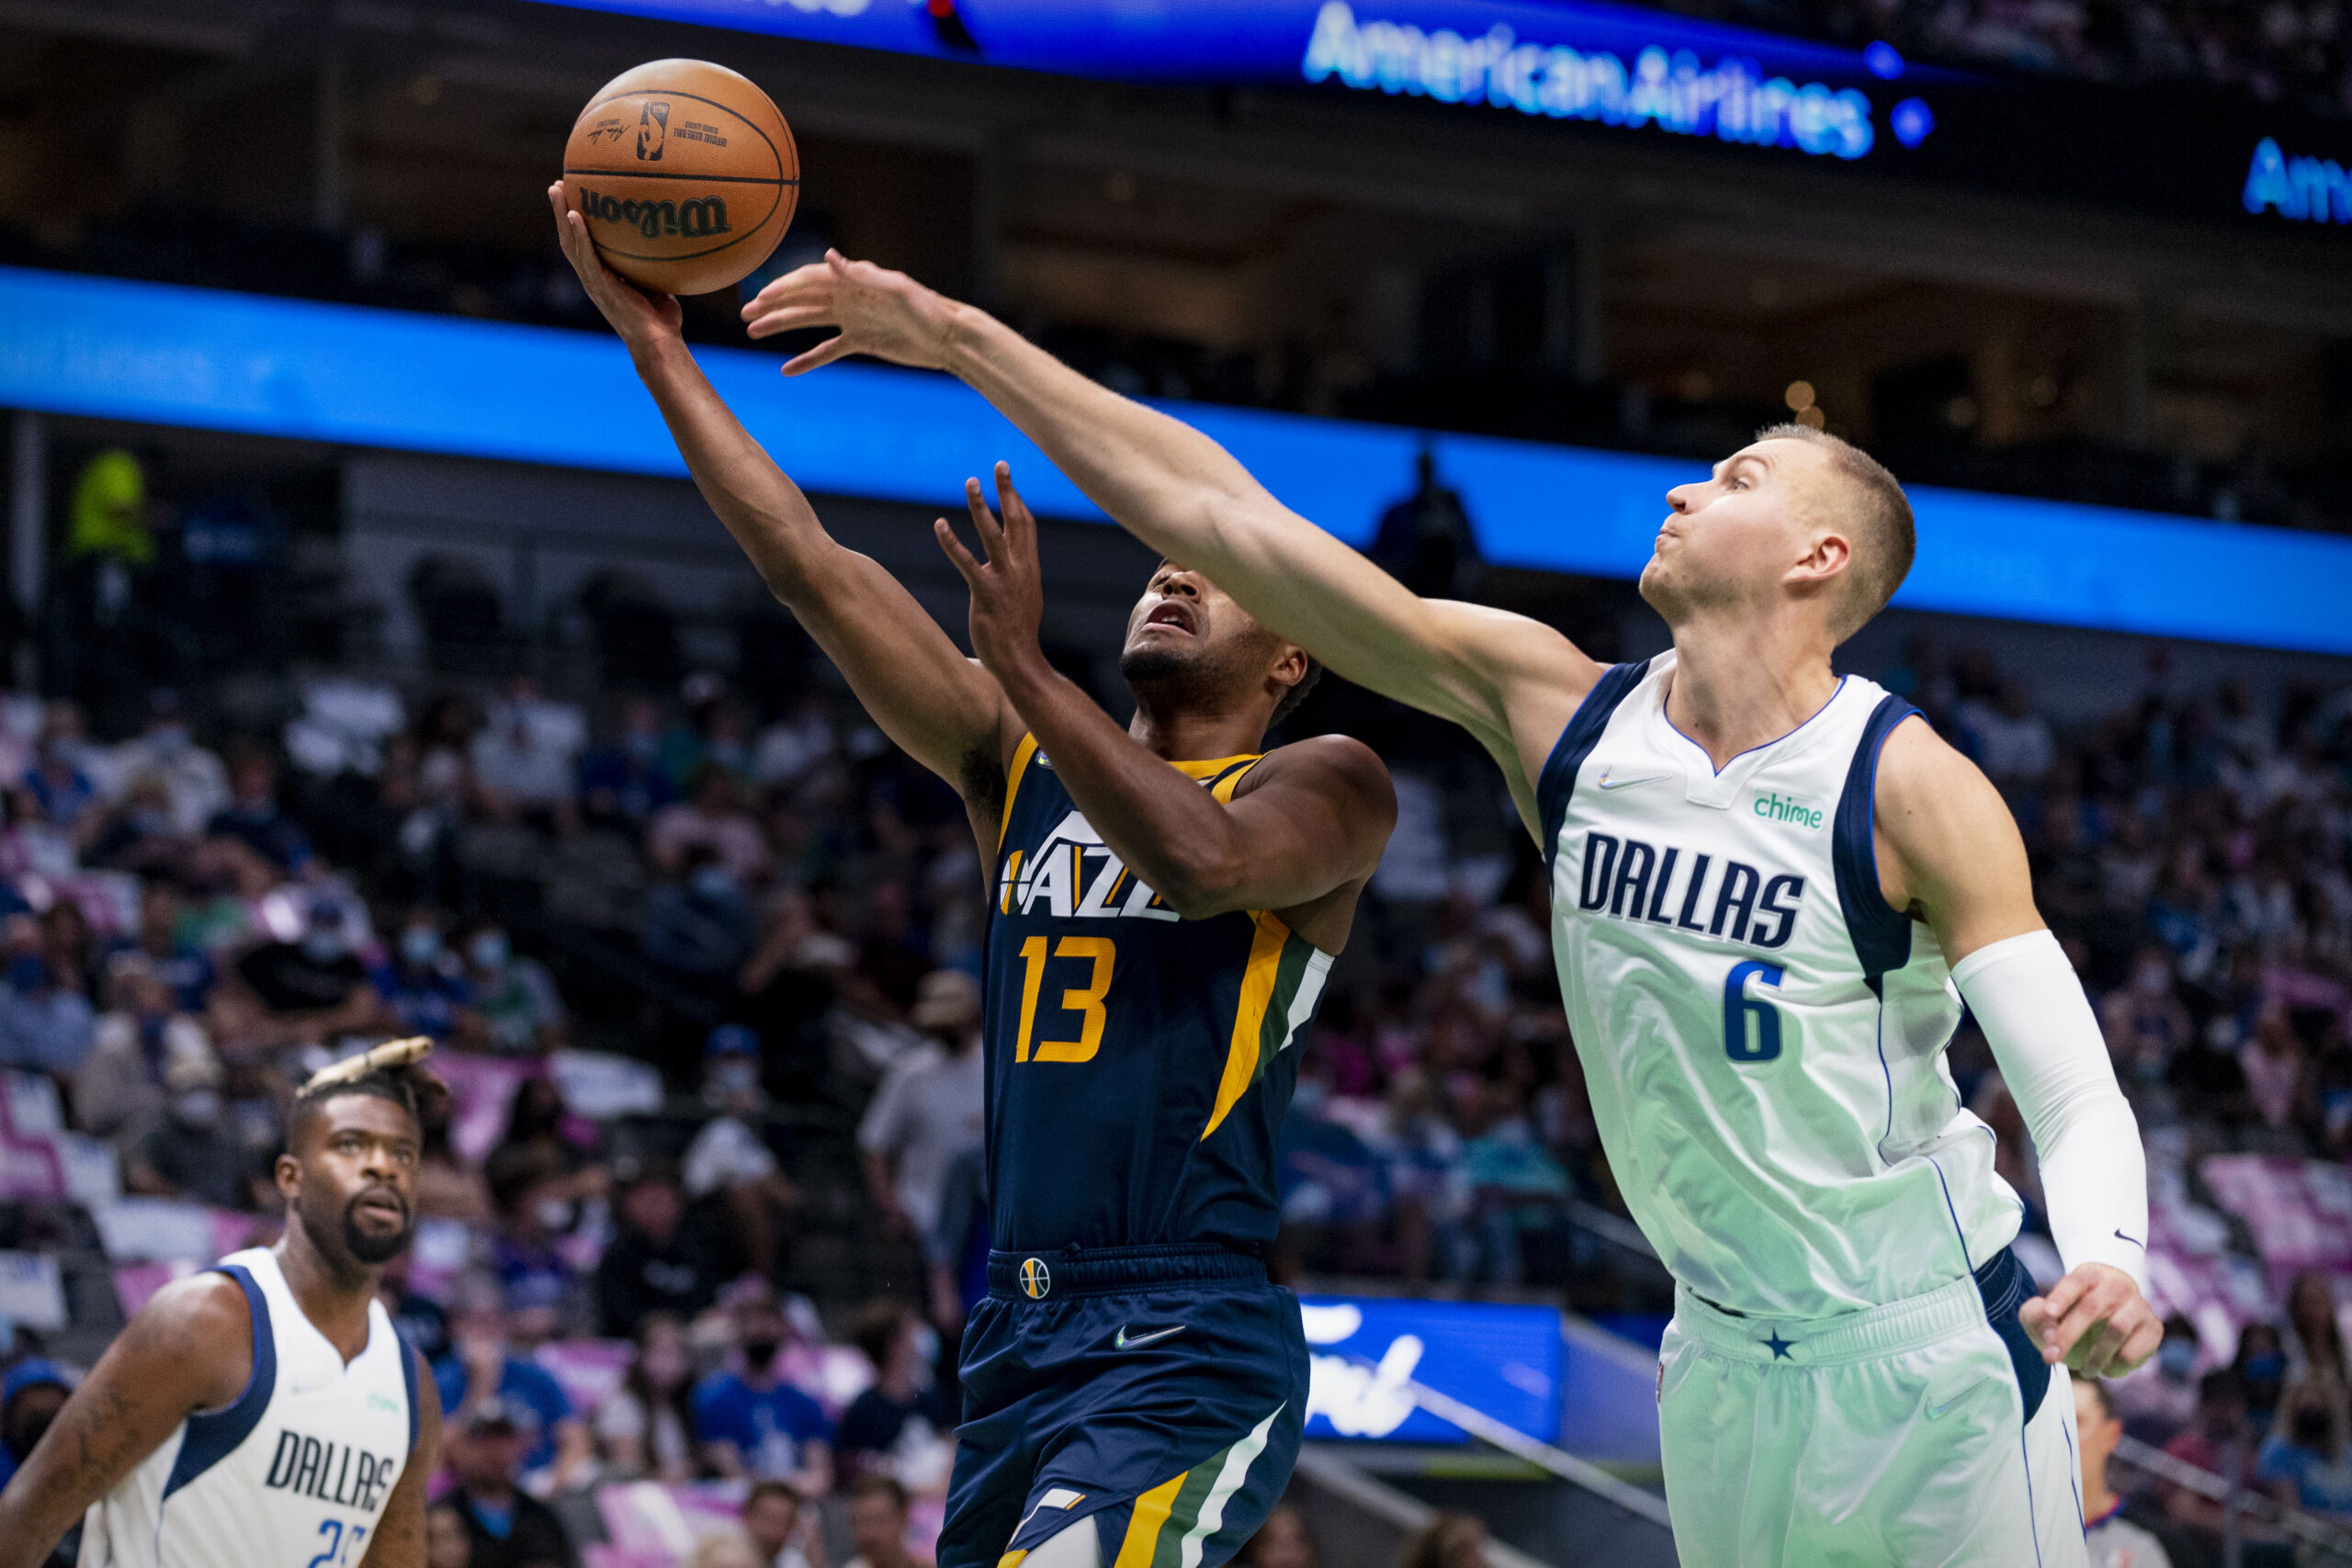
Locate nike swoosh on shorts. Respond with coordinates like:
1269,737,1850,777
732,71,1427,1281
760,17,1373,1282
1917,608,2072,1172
1114,1325,1186,1350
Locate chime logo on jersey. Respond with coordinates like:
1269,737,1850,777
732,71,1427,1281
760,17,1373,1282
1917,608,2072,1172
1576,830,1805,949
999,809,1182,922
262,1428,401,1513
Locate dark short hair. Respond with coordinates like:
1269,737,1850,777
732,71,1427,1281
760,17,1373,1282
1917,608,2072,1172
850,1299,915,1372
289,1063,436,1146
1271,656,1324,728
743,1480,803,1514
1752,423,1915,643
848,1474,909,1513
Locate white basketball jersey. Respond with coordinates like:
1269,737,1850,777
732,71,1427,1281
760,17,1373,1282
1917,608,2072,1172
1543,653,2022,1319
79,1247,415,1568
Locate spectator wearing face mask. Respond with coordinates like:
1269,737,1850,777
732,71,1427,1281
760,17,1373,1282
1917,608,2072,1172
376,907,475,1042
643,844,756,982
460,922,566,1056
486,1143,590,1343
108,690,228,835
2114,1314,2204,1436
593,1313,700,1483
2261,1378,2352,1524
578,696,676,830
213,895,390,1048
2238,1324,2290,1437
833,1300,953,1491
693,1286,832,1492
125,1043,252,1210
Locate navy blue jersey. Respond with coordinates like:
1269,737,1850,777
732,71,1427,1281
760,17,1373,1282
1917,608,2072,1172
983,736,1333,1255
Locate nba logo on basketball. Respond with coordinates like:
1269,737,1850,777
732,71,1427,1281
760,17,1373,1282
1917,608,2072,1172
636,101,669,162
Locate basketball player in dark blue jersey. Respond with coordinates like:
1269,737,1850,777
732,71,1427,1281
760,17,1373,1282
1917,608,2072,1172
552,188,1395,1568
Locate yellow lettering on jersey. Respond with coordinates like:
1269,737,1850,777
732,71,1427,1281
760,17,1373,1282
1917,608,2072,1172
1034,937,1114,1063
1014,936,1050,1063
1075,851,1127,917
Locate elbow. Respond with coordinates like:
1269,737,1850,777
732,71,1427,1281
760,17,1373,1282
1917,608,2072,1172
1151,851,1251,921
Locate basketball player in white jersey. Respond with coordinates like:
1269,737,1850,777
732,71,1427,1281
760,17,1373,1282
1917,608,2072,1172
747,256,2165,1564
0,1041,444,1568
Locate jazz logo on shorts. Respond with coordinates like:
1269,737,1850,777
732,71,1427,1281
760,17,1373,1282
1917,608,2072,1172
1021,1258,1052,1300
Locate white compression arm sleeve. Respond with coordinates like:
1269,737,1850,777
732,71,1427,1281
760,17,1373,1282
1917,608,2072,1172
1951,928,2150,1292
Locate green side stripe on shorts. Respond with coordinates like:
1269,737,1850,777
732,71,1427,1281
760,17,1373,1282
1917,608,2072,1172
1149,1459,1228,1568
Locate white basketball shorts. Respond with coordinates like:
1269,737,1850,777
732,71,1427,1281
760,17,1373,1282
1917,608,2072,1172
1657,1249,2085,1567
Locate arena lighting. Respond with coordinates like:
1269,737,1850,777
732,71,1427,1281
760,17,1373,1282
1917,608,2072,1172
1,265,2348,657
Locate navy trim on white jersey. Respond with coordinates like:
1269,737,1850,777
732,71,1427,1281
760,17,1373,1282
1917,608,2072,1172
395,1327,420,1451
1832,695,1921,992
162,1264,277,1501
1537,659,1653,856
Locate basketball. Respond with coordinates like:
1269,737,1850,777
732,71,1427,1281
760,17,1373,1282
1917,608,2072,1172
561,59,797,298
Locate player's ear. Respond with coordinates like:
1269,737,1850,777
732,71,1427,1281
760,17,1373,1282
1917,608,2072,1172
275,1148,301,1201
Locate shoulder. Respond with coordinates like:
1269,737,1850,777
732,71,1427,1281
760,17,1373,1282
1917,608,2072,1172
131,1268,254,1350
690,1370,741,1411
1245,735,1396,813
778,1383,830,1431
1872,712,2014,852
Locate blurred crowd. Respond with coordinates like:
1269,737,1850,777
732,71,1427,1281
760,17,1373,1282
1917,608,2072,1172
1661,0,2352,116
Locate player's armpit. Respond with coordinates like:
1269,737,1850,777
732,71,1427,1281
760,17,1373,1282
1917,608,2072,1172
358,1351,443,1568
1158,735,1397,921
0,1272,253,1568
1869,715,2042,965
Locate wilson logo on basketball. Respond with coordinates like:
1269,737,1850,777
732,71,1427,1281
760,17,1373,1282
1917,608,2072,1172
579,188,732,242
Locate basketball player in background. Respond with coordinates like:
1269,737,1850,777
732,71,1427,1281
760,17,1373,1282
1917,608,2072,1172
0,1041,442,1568
550,187,1394,1568
747,254,2163,1564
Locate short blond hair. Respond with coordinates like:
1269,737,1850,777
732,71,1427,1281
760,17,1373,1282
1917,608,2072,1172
1754,423,1915,642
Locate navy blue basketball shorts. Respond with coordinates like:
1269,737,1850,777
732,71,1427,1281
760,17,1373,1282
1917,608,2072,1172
939,1245,1308,1568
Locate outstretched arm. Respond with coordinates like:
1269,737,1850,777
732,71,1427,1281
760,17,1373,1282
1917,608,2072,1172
742,256,1601,824
550,190,1015,810
0,1273,254,1568
939,467,1394,934
1877,718,2159,1379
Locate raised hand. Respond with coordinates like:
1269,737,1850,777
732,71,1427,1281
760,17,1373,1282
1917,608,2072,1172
546,181,684,351
933,462,1048,681
2019,1260,2163,1378
739,250,962,377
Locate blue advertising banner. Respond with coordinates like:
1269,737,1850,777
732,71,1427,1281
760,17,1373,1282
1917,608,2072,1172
2,264,2348,655
540,0,1928,164
1298,1294,1563,1444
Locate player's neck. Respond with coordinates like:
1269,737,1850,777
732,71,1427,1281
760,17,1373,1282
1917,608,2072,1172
1663,615,1840,771
2079,1472,2118,1523
1126,698,1267,764
273,1230,380,1365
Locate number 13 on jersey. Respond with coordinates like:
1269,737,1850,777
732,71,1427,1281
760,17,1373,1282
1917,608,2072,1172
1015,936,1115,1064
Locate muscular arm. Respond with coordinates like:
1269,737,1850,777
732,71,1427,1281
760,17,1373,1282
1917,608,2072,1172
358,1351,443,1568
742,256,1600,827
940,469,1396,932
1876,718,2159,1377
548,187,1014,808
0,1274,253,1568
